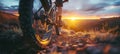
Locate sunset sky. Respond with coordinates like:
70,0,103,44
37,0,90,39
0,0,120,18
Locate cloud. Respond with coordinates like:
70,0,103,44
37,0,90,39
0,0,120,17
81,3,109,13
113,1,120,6
0,0,18,11
62,0,120,17
0,3,5,10
95,6,120,16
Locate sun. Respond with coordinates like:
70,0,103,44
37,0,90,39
62,17,79,21
62,15,100,21
71,17,76,20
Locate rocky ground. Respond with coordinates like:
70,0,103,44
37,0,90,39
0,23,120,54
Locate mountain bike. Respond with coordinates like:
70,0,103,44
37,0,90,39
19,0,68,48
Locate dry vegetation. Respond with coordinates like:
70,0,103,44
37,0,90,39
0,11,120,54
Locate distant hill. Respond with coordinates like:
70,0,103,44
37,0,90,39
99,17,120,28
0,11,18,23
63,17,120,32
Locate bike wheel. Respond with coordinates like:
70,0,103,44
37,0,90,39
33,0,58,48
19,0,60,49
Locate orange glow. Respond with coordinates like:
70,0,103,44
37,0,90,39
62,16,100,20
35,34,50,48
12,11,19,16
61,14,100,29
62,17,79,29
70,17,77,20
14,13,19,16
62,11,100,20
